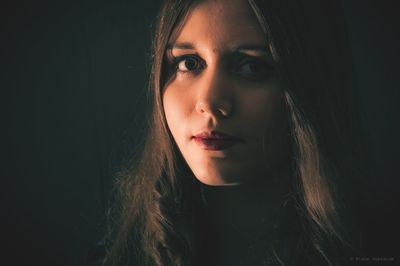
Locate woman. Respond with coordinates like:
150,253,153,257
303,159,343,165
103,0,366,265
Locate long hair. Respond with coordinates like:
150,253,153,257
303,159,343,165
104,0,365,265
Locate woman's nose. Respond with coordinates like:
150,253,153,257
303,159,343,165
195,70,233,118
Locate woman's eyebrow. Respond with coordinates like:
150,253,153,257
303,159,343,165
166,42,195,50
166,42,269,56
232,44,269,55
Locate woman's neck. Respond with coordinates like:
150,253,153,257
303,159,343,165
199,168,294,241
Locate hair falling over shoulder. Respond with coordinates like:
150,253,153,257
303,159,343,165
103,0,366,265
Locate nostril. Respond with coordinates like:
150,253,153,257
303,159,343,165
195,101,207,114
195,100,232,117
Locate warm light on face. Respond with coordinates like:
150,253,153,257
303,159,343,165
162,0,289,186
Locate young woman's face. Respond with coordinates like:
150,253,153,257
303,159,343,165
163,0,289,185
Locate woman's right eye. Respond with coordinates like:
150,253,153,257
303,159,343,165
174,56,203,73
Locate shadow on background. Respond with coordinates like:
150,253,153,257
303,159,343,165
2,0,399,265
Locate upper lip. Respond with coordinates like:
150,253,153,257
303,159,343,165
192,130,243,141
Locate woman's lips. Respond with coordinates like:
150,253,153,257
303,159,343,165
192,131,242,151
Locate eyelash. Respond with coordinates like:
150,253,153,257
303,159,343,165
172,55,204,74
170,55,274,79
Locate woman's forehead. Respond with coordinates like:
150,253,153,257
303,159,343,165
169,0,267,51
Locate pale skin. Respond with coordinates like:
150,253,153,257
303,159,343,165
161,0,297,250
163,0,290,186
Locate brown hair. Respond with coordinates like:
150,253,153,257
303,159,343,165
104,0,364,265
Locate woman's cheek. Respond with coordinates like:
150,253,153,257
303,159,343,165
241,88,282,127
163,85,191,144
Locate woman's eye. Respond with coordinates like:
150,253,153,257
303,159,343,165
175,56,203,73
234,59,274,79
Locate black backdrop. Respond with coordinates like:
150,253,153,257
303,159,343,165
2,0,399,265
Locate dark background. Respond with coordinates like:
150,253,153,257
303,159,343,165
2,0,399,265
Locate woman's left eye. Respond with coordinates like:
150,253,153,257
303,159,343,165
233,59,274,79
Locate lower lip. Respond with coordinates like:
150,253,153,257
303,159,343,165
193,137,239,151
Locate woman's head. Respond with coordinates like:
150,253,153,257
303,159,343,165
107,0,361,265
147,0,347,251
151,0,354,187
162,0,290,185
